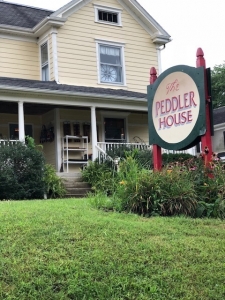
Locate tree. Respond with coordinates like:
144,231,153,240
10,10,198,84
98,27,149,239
211,63,225,108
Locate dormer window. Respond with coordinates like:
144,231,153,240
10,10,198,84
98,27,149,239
41,42,49,81
98,10,118,24
94,5,122,26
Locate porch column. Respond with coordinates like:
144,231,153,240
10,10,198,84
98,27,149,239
54,108,61,171
91,106,97,161
18,101,25,142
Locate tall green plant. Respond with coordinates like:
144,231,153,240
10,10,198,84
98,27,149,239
43,164,66,198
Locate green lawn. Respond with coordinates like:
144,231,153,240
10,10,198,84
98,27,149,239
0,199,225,300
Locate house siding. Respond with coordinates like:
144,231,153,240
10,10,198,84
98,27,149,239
0,38,39,80
57,0,158,93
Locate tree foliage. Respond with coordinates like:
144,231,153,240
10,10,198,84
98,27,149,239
211,63,225,108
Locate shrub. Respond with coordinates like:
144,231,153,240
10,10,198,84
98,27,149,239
116,159,197,216
0,141,45,200
82,160,118,195
162,152,194,165
43,164,66,198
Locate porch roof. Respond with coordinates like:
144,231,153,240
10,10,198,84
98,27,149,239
0,77,147,100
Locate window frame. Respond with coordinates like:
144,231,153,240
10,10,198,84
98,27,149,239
94,4,122,27
39,40,50,81
95,39,126,86
9,123,33,140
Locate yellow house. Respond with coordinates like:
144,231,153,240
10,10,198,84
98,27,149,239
0,0,171,172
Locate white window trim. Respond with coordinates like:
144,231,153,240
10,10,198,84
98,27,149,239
38,37,50,81
95,39,126,87
93,4,122,27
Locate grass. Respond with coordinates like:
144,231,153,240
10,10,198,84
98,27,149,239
0,199,225,300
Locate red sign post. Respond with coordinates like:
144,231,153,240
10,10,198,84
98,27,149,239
196,48,213,165
150,67,162,171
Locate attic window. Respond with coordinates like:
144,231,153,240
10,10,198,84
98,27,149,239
94,5,122,26
98,10,118,24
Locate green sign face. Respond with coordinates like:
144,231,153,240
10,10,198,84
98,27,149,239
147,65,206,150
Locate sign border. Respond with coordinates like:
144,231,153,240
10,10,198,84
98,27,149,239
147,65,206,150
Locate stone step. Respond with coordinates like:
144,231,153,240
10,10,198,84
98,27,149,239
61,177,84,183
57,172,82,178
65,188,91,194
63,182,91,188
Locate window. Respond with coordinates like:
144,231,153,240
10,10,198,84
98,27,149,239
41,42,49,81
98,10,118,24
104,118,126,142
9,124,33,140
94,5,122,26
98,44,124,84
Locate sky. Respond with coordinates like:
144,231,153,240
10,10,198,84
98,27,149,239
5,0,225,71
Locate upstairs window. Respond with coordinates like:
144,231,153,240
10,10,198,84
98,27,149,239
94,5,122,26
41,42,49,81
99,44,124,84
98,10,118,24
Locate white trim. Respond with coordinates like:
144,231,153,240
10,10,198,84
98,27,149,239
95,39,126,86
94,4,122,27
95,38,125,46
54,108,61,171
52,0,91,18
51,29,59,83
39,37,50,81
0,33,37,43
91,106,98,161
18,102,25,142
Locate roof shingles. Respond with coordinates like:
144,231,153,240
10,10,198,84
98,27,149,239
0,77,147,99
0,2,53,28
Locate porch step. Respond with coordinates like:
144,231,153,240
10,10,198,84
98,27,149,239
57,172,92,198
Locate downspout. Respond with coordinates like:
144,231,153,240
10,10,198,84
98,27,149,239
156,44,165,75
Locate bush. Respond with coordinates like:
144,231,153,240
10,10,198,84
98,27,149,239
82,160,118,195
43,164,66,198
116,158,197,216
0,141,45,200
162,152,194,165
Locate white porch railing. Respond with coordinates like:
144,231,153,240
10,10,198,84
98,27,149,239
97,142,151,152
0,139,20,146
96,142,196,163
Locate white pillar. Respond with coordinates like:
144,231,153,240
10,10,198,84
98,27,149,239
54,108,61,171
51,29,59,83
18,101,25,142
91,106,97,161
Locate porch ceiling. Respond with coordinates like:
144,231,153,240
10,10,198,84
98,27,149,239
0,101,55,115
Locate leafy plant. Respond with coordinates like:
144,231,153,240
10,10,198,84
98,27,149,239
82,160,118,195
0,141,46,200
43,164,66,198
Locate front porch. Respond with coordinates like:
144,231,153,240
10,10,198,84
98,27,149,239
0,88,196,174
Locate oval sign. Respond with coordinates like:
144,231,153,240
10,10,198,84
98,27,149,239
148,65,206,150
